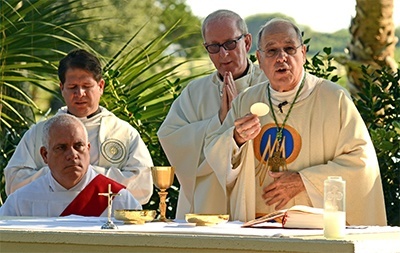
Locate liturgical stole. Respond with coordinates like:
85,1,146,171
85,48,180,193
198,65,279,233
60,174,125,217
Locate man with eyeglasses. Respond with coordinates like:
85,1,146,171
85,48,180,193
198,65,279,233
205,18,386,226
157,9,267,219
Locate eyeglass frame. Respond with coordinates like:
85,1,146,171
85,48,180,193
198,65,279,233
258,44,303,58
203,34,246,54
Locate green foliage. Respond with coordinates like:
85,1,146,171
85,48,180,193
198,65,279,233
0,0,98,129
353,66,400,226
67,0,162,58
303,44,340,83
64,0,204,59
0,129,24,205
156,0,204,58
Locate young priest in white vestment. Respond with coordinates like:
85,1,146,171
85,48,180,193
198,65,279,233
4,49,153,205
0,114,141,217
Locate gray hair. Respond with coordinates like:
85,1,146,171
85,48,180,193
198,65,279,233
201,9,248,41
42,114,88,149
257,18,303,50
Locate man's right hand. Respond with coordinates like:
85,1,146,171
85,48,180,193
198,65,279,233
233,113,261,146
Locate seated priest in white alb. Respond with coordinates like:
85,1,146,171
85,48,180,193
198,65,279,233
0,114,141,217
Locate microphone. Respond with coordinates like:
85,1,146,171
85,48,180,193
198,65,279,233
278,101,288,113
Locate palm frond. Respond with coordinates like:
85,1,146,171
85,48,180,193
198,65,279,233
1,0,99,133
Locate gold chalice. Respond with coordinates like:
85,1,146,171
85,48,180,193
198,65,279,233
151,166,175,222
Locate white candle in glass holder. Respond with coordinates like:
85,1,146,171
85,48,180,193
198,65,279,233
323,211,346,238
323,176,346,239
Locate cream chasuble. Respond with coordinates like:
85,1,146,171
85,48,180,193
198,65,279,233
205,72,386,226
158,61,267,219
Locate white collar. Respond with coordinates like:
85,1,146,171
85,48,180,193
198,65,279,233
269,70,315,106
213,60,255,95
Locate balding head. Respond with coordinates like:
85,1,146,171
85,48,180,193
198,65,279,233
257,18,303,51
201,9,248,41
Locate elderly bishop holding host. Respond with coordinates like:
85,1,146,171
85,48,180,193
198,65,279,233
204,18,386,226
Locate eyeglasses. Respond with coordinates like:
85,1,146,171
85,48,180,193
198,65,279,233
258,44,303,58
204,34,245,54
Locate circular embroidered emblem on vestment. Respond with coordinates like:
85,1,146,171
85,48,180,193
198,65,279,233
101,139,126,164
253,123,301,165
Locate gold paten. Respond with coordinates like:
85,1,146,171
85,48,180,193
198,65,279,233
185,214,229,226
114,209,156,224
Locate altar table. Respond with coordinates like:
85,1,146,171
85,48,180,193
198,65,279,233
0,216,399,253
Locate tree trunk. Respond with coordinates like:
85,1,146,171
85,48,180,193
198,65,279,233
346,0,398,95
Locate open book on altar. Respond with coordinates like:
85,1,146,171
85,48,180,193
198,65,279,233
242,205,324,229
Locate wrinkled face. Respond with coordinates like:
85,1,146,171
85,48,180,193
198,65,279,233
60,68,104,117
203,17,252,79
256,22,306,92
40,122,90,189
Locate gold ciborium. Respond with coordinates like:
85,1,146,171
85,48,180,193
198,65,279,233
151,166,175,222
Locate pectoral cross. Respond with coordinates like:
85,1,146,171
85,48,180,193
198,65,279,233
267,150,288,172
99,184,121,229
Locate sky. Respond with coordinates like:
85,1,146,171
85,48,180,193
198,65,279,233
185,0,400,33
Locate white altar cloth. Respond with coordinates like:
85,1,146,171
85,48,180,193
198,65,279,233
1,216,400,253
1,215,399,238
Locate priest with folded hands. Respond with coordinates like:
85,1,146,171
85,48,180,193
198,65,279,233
0,114,141,217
